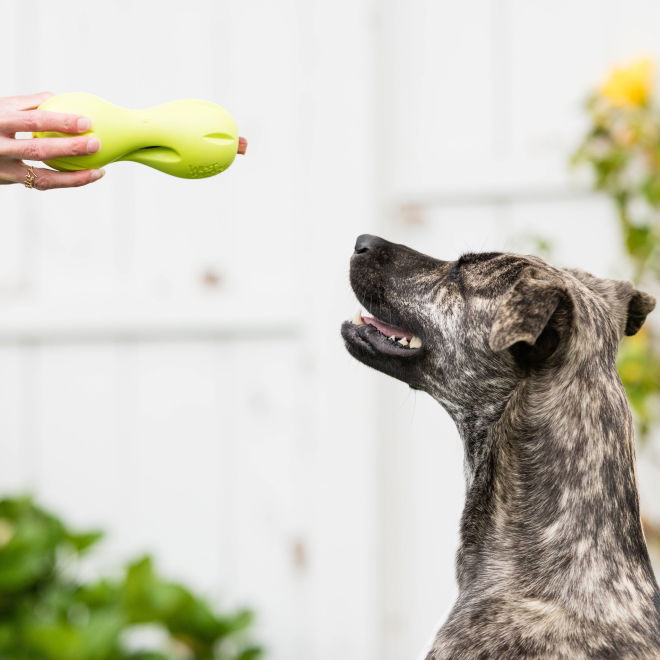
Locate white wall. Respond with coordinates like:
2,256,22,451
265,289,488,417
2,2,659,660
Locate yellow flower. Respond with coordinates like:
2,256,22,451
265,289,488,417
600,58,653,107
0,519,14,548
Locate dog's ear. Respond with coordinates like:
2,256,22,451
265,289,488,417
489,274,565,354
625,289,656,336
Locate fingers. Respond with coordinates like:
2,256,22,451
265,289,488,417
0,91,54,111
30,166,105,190
0,162,105,190
0,110,92,135
0,135,100,161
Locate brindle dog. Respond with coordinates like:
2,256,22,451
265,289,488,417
341,235,660,659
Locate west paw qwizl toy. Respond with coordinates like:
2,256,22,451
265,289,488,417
33,92,247,179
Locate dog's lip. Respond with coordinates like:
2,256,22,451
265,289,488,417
353,297,423,338
346,291,424,354
341,321,423,358
342,298,424,358
362,315,414,340
351,293,422,336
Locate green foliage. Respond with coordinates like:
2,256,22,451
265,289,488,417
572,60,660,443
0,496,262,660
618,328,660,437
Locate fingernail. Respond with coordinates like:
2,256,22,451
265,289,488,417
90,169,105,181
87,138,101,154
77,117,92,133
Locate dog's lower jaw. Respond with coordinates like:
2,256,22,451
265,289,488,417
429,364,660,659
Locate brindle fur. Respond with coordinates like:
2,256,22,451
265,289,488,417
340,235,660,659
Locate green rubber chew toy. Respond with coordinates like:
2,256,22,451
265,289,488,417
33,92,247,179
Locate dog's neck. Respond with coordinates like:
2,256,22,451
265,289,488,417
452,355,658,613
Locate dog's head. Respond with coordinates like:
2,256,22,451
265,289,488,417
341,234,655,419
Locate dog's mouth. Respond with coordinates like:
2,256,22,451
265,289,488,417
341,307,423,358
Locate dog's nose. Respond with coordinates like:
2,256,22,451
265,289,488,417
354,234,384,254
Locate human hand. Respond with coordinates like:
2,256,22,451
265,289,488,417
0,91,104,190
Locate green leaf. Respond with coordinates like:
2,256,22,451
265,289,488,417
236,646,263,660
66,531,104,555
642,176,660,205
624,223,653,261
0,497,262,660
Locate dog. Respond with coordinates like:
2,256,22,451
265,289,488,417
341,234,660,659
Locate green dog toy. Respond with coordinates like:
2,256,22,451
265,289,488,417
33,92,247,179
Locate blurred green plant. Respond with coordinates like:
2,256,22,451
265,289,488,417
573,57,660,442
0,496,262,660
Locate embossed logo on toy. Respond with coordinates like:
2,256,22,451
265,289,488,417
188,162,227,178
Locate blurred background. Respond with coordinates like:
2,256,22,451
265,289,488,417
2,1,660,659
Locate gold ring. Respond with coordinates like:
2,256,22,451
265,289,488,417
24,166,37,189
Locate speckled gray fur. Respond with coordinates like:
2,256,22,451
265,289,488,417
340,236,660,659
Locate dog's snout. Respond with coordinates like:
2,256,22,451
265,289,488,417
354,234,385,254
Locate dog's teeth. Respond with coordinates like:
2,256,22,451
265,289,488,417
398,337,409,347
409,336,422,349
388,336,396,342
352,311,364,325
